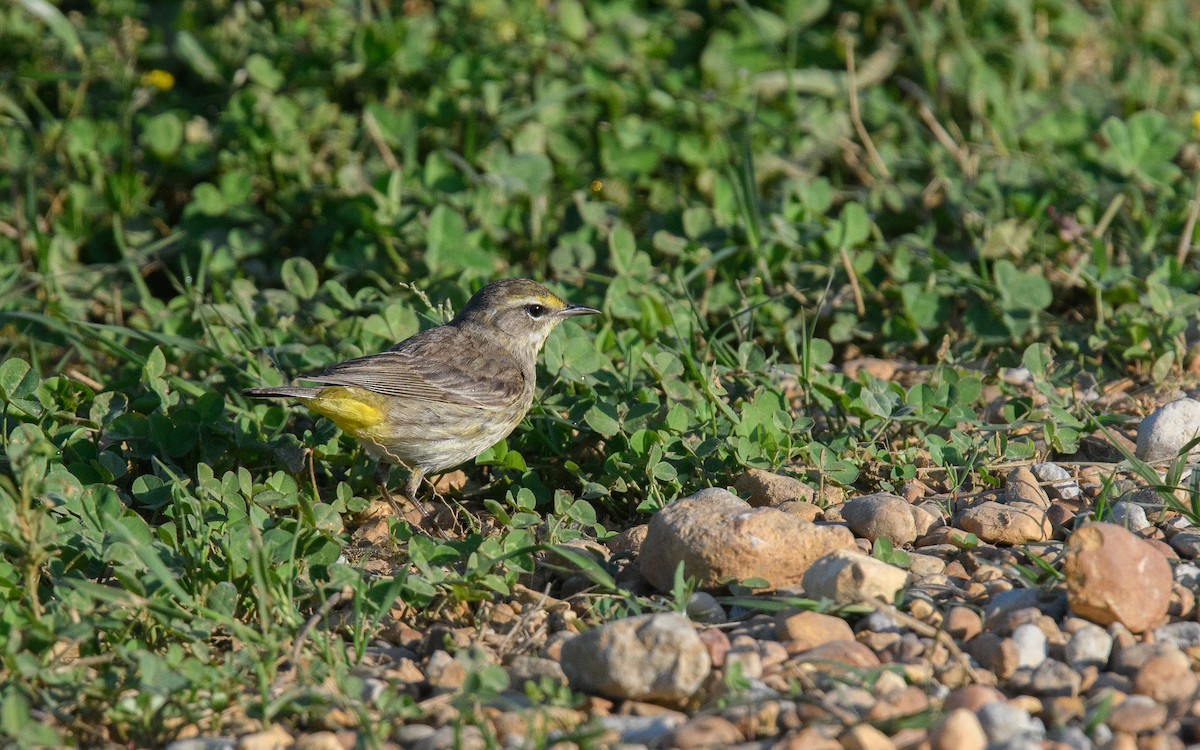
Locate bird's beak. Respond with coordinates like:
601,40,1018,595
559,304,601,317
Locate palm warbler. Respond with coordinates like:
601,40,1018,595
244,278,599,511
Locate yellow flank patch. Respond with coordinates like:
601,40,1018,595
303,387,385,433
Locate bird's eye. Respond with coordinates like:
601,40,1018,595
526,304,546,319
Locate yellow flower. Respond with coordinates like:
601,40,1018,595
1192,110,1200,131
140,69,175,92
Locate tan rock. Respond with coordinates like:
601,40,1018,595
1005,466,1051,509
774,728,843,750
838,724,895,750
956,501,1051,544
842,493,918,545
1132,648,1198,703
292,733,343,750
1106,695,1167,734
1063,523,1172,633
734,468,816,506
640,489,856,591
669,715,744,748
910,504,941,537
801,549,908,604
778,500,823,521
866,686,929,721
775,609,855,650
843,357,897,381
560,613,710,705
930,708,986,750
237,726,293,750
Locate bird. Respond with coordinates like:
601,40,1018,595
243,278,600,514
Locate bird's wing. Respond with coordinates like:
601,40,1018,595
300,327,527,409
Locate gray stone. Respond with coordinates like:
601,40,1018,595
1033,463,1081,501
982,588,1068,625
1153,620,1200,650
1109,500,1150,532
1011,623,1047,669
506,655,567,687
560,613,710,705
1176,561,1200,588
1169,530,1200,558
412,725,485,750
1064,624,1112,671
684,591,727,624
1050,726,1093,750
1024,659,1082,697
598,715,684,746
976,701,1045,744
1136,397,1200,463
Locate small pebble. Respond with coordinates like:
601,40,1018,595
1106,695,1166,734
976,701,1045,744
1064,624,1112,671
1011,623,1047,669
1033,463,1081,501
1109,501,1150,532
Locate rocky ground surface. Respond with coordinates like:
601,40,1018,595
168,396,1200,750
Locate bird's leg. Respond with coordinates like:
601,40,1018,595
374,463,406,518
404,469,431,517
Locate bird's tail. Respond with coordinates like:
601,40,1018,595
242,385,321,400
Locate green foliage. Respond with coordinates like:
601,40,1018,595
2,0,1200,743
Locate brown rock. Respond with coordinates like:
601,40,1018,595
842,492,918,545
774,610,855,650
838,724,895,750
697,627,731,669
957,501,1051,544
1063,523,1172,633
1107,695,1168,734
900,480,933,503
640,488,856,591
607,524,648,555
669,715,745,748
734,468,816,506
1047,501,1076,530
1132,648,1198,703
930,708,986,750
1005,466,1052,509
792,640,881,670
778,500,823,522
943,684,1006,713
965,633,1020,681
801,549,908,603
425,650,466,690
945,606,982,641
